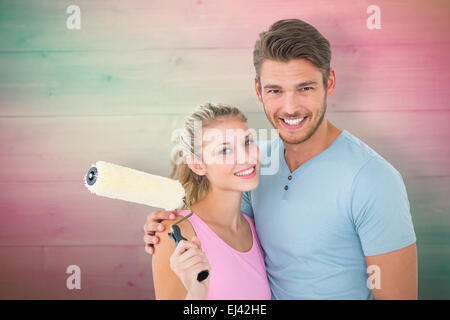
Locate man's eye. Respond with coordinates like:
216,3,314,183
268,89,281,94
245,139,254,146
301,87,313,92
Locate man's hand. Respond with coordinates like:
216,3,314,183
143,210,177,254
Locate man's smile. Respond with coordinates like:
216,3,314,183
279,116,308,130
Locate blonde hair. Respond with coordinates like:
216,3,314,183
170,103,248,209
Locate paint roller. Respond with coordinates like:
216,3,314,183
84,161,209,282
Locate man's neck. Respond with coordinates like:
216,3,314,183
283,120,342,173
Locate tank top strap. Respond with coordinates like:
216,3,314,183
176,209,257,255
176,209,216,238
176,209,226,240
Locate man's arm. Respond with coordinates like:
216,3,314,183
351,157,417,299
366,242,417,299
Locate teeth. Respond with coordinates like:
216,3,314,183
282,117,306,125
234,167,255,176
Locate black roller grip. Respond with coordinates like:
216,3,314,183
196,270,209,282
168,224,210,282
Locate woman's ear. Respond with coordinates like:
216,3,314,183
186,155,207,176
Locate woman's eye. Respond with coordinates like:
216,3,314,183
220,148,231,155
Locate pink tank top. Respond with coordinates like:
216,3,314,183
177,209,272,300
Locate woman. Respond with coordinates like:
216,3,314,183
151,103,271,300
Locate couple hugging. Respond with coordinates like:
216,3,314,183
142,19,417,300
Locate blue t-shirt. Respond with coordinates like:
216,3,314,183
241,129,416,299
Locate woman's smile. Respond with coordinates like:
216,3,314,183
233,165,257,179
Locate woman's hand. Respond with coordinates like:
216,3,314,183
169,236,211,300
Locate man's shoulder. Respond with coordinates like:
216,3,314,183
337,131,404,192
353,156,404,190
335,130,398,176
338,130,382,161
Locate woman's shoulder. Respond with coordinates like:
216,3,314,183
152,210,196,299
160,209,196,243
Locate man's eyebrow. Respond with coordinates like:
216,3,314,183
296,81,318,88
263,81,318,89
263,84,282,89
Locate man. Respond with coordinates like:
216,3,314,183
143,19,417,299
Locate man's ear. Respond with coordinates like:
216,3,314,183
254,77,263,103
186,155,207,176
326,67,336,97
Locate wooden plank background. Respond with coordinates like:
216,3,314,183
0,0,449,299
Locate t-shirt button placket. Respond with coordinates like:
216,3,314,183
282,175,291,200
284,175,292,191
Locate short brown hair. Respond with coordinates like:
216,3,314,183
253,19,331,90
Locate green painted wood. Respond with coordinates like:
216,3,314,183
0,0,448,52
0,0,449,300
0,112,448,183
0,176,448,298
0,245,155,299
0,44,449,116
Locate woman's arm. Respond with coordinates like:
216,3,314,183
152,221,188,299
152,218,210,300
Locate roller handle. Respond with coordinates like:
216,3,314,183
85,165,208,279
168,225,210,282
